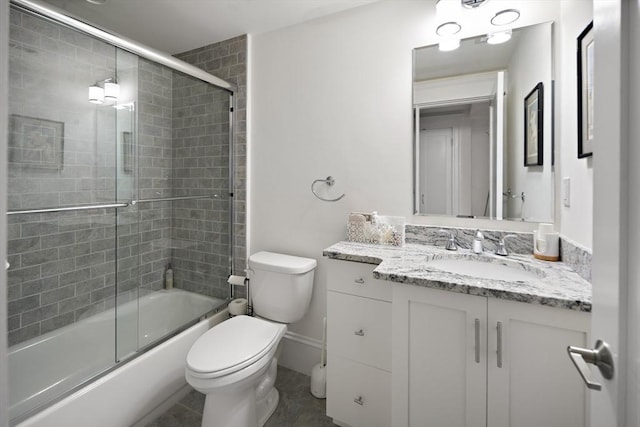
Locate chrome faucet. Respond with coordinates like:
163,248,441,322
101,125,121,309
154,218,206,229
438,229,458,251
496,234,518,256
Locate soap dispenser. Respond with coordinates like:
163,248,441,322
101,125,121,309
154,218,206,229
473,229,484,254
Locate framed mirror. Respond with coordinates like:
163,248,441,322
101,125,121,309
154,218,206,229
413,22,554,223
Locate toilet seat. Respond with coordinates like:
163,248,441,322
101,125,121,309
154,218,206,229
186,315,286,379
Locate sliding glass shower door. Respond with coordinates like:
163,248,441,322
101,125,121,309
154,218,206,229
7,4,234,423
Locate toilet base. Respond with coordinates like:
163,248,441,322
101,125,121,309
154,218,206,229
199,386,280,427
257,388,279,427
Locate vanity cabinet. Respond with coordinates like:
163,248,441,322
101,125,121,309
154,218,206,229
326,259,392,427
392,283,590,427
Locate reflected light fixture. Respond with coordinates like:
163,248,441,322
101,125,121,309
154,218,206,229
439,38,461,52
491,9,521,26
104,79,120,102
487,29,512,45
88,83,104,104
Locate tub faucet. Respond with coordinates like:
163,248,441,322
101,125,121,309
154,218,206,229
438,229,458,251
496,234,518,256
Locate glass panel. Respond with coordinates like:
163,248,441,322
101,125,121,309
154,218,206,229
6,7,123,422
7,209,117,421
114,48,139,362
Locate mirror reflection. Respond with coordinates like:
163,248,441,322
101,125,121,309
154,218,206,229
413,22,554,223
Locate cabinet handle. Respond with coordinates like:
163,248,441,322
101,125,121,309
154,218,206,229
354,329,365,336
474,318,480,363
497,321,503,368
354,278,365,284
353,396,364,406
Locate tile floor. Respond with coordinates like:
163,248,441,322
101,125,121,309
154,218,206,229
145,367,337,427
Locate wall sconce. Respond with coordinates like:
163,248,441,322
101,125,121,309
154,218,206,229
88,84,104,104
88,78,119,104
104,78,120,102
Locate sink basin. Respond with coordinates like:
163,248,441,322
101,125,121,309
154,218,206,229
425,258,541,282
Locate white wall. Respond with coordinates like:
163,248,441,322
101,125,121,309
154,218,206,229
249,0,577,374
557,0,594,249
505,22,554,223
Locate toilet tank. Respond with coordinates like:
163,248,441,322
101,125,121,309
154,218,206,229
248,251,317,324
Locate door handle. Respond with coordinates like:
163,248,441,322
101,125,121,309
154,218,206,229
474,318,480,363
496,321,503,368
567,340,614,391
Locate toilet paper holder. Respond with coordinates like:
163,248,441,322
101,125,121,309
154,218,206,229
228,272,253,316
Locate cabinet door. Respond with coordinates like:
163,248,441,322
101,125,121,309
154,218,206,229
327,355,391,427
392,284,487,427
487,299,590,427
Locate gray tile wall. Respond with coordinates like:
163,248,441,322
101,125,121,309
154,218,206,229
136,58,174,293
175,35,247,281
170,73,230,298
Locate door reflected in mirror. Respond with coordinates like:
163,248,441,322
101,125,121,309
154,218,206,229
413,22,554,223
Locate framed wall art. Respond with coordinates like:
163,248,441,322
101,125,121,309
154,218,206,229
577,21,594,158
524,82,544,166
8,114,64,171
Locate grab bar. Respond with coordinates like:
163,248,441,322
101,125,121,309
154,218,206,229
311,176,346,202
7,202,129,215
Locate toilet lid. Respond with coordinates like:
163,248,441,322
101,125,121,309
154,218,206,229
186,315,284,377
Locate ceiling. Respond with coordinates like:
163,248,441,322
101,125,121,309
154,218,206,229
39,0,380,54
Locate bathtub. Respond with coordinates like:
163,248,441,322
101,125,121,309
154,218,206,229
9,288,228,427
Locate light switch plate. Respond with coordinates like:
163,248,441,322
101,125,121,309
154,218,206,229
562,177,571,207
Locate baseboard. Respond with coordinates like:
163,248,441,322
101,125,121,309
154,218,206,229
279,332,322,376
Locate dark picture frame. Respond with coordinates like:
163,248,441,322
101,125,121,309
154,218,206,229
524,82,544,166
577,21,594,158
8,114,64,171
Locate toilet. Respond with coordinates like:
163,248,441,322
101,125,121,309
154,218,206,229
185,251,317,427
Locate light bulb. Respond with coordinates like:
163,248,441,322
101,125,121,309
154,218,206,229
487,30,512,45
439,38,461,52
104,81,120,101
89,84,104,104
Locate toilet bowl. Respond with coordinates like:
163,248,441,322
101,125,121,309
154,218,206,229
185,251,317,427
186,315,287,427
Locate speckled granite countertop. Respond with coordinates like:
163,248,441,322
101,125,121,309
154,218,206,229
323,242,592,312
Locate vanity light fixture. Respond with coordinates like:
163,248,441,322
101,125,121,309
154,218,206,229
435,0,460,16
487,29,512,45
491,9,521,26
439,38,461,52
436,22,462,37
88,83,104,104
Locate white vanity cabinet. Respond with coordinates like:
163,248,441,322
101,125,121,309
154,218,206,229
392,283,591,427
326,259,392,427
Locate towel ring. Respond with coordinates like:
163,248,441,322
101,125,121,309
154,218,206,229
311,176,346,202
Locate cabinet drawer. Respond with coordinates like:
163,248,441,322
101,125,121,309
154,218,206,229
327,291,391,370
327,356,391,427
327,259,391,301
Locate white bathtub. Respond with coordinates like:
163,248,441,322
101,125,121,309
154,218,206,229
9,289,227,427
